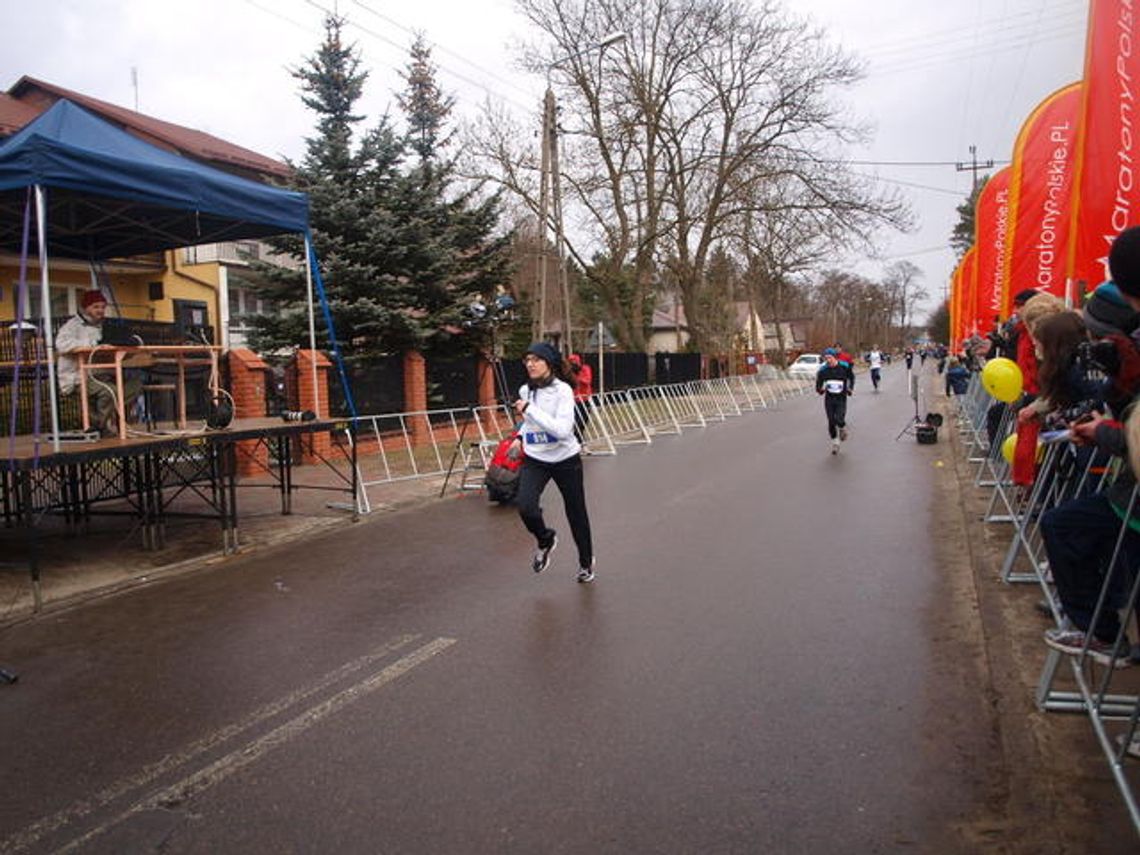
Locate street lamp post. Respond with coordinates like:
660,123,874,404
534,31,626,354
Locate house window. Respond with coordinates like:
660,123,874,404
13,282,82,321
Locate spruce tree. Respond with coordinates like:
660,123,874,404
250,18,513,361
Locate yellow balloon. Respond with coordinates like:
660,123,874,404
982,357,1024,403
1001,432,1018,464
1001,432,1045,465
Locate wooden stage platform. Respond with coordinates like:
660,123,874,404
2,418,359,611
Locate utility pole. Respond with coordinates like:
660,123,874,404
533,32,627,354
533,86,572,352
533,89,554,343
955,144,994,195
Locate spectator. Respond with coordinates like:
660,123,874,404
1040,227,1140,667
567,353,594,445
944,357,970,396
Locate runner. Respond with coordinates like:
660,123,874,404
867,344,883,392
816,348,855,454
510,343,596,582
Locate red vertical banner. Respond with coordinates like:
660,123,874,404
1068,0,1140,290
974,168,1013,333
1004,83,1082,313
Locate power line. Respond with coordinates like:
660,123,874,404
858,3,1084,61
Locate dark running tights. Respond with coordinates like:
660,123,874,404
517,455,593,569
824,394,847,439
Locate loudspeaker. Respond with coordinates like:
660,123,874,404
206,396,234,430
148,281,165,301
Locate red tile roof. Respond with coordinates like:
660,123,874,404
0,93,41,137
4,76,290,180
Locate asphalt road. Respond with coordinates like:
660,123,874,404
0,365,1006,853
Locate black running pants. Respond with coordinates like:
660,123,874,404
824,393,847,439
517,454,593,568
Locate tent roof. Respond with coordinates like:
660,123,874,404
0,100,308,260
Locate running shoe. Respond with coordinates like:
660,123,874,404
1043,627,1131,668
831,439,840,455
577,559,595,583
532,534,558,573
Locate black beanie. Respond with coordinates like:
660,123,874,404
1108,227,1140,297
525,341,561,369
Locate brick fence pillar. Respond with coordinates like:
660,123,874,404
476,356,498,434
227,348,270,476
287,349,332,463
403,350,429,445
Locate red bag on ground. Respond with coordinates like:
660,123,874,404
484,435,524,503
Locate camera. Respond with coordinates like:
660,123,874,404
1056,399,1100,426
1075,339,1121,376
463,293,517,329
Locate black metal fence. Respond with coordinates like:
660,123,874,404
654,352,702,385
328,357,405,417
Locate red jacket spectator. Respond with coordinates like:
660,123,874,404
568,354,593,400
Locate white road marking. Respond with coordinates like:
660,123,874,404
1,633,420,854
55,637,457,854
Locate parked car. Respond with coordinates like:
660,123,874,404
787,353,822,379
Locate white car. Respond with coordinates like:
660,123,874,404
787,353,822,379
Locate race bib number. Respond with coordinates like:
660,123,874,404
824,380,846,394
525,431,552,445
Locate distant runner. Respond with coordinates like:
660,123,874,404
868,345,883,392
816,348,855,454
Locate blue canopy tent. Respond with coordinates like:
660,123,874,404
0,100,322,450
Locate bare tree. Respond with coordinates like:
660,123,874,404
465,0,909,351
882,260,927,346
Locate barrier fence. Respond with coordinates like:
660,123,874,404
952,371,1140,835
348,369,813,501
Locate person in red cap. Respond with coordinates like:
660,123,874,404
55,290,141,437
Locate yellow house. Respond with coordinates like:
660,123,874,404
0,77,292,348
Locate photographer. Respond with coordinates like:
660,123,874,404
1039,228,1140,667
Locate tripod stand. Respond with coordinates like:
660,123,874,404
439,312,516,497
895,369,924,441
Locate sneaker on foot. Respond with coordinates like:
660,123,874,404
577,560,595,583
532,534,558,573
830,439,839,455
1043,627,1131,668
839,426,848,441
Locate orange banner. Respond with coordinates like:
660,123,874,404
974,168,1013,333
948,265,959,350
962,246,979,342
1068,0,1140,290
1005,83,1081,314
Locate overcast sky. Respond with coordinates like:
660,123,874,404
3,0,1089,318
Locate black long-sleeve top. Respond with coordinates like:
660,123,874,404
816,362,855,395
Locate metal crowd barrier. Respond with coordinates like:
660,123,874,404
953,372,1140,835
347,370,814,505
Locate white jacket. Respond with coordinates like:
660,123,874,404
55,313,103,394
517,378,581,463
